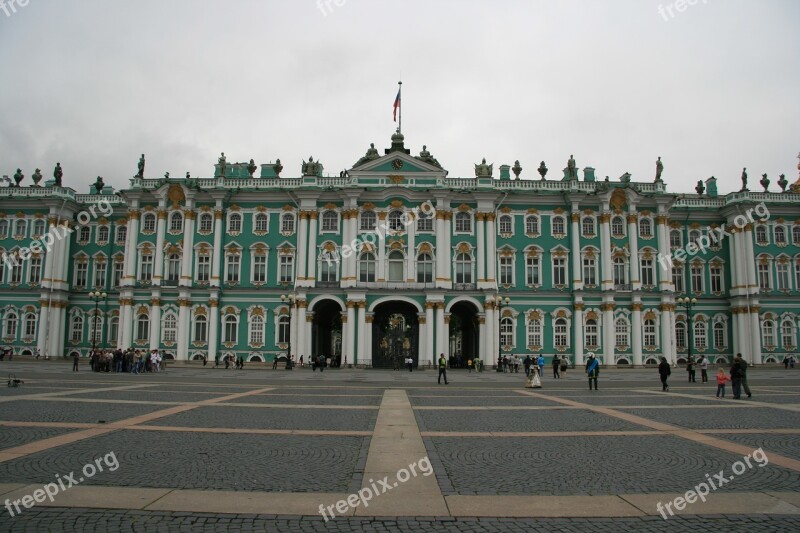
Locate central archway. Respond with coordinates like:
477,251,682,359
311,299,343,364
372,301,419,369
448,300,480,368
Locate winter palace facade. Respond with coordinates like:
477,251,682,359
2,132,799,367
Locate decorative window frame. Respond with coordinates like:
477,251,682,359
191,305,210,347
524,308,545,352
253,209,270,236
227,211,243,236
550,246,570,290
224,243,242,286
221,306,241,348
614,309,631,352
193,243,212,285
580,214,597,239
583,308,602,353
280,209,296,236
197,212,214,235
497,213,514,238
168,211,184,235
497,245,516,288
712,313,729,351
141,212,157,235
320,210,340,234
550,308,572,352
550,213,567,239
247,306,267,348
642,309,661,351
638,216,654,240
525,212,541,238
523,246,543,288
250,243,270,286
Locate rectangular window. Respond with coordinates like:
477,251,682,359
553,258,566,287
113,262,124,287
672,265,684,293
499,256,513,285
226,255,240,283
641,258,654,287
29,257,42,284
777,262,790,291
526,257,540,286
197,255,211,282
280,255,294,283
140,255,153,282
527,322,542,348
710,265,723,293
94,263,106,288
582,258,596,286
75,262,88,288
758,262,770,290
417,213,433,232
253,255,267,283
690,265,703,293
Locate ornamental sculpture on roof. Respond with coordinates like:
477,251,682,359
474,158,493,178
416,145,442,168
354,143,381,167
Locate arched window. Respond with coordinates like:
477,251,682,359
14,219,27,238
670,229,682,248
278,315,290,344
388,250,404,282
321,211,339,232
775,226,787,245
781,319,795,349
0,220,8,238
584,319,598,349
32,219,46,237
615,318,630,348
525,215,540,235
551,216,566,235
689,229,701,244
644,319,657,347
136,314,150,342
250,315,264,346
170,211,183,233
554,318,568,348
79,226,91,243
693,321,707,349
116,225,127,244
281,213,295,233
162,313,177,343
108,317,119,345
254,213,269,233
167,253,181,282
639,218,652,237
89,315,102,343
198,213,213,233
227,213,242,233
454,212,471,233
69,315,82,342
761,319,775,348
24,313,37,339
388,210,405,231
713,321,726,349
193,315,208,343
454,252,472,284
358,252,375,282
793,225,800,245
224,315,238,343
675,322,687,350
611,216,625,237
142,213,156,233
500,317,514,348
581,217,595,236
360,211,376,231
613,256,627,285
498,214,513,234
417,253,433,283
527,318,543,349
318,247,338,282
97,226,110,243
755,225,768,244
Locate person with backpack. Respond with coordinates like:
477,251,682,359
585,352,599,390
658,356,671,391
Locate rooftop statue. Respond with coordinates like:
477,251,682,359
186,171,191,179
620,172,632,183
567,154,577,180
164,172,170,180
778,174,788,192
13,169,23,186
416,144,442,168
740,167,748,192
302,156,321,176
218,152,227,177
354,143,381,167
137,154,145,177
53,162,63,187
31,168,42,186
512,160,522,179
247,159,257,177
274,158,283,176
94,176,105,194
655,156,663,182
760,173,770,192
538,161,548,180
474,158,493,178
696,180,705,196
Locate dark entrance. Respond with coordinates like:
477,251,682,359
372,301,419,369
449,301,480,368
311,299,343,363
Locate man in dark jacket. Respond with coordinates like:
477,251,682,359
737,353,752,398
585,353,599,390
730,355,743,399
658,357,671,391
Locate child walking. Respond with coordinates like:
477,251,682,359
716,368,731,398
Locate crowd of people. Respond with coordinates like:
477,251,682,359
658,352,754,399
73,348,168,373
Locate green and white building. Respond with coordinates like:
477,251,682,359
2,132,799,367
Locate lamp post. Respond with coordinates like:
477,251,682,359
88,290,107,359
280,293,296,367
676,297,697,363
494,296,511,370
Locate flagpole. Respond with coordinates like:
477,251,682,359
398,80,402,134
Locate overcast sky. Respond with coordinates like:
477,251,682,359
1,0,798,196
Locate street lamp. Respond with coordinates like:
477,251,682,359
88,291,107,359
676,297,697,362
280,293,296,367
493,296,511,371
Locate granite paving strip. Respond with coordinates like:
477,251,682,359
517,389,800,473
145,489,356,516
130,425,372,437
620,492,800,517
635,389,800,413
420,430,665,438
355,389,448,516
0,387,274,464
0,383,155,404
445,495,644,517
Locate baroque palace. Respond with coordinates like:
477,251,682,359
1,132,799,367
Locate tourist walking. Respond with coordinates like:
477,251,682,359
524,355,532,377
730,356,743,399
406,356,414,372
698,355,709,383
552,354,561,379
72,351,80,372
537,354,545,378
686,356,696,383
560,356,568,377
716,368,731,397
738,353,752,398
438,353,449,385
658,356,671,391
585,352,599,390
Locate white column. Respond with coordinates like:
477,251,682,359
484,303,495,366
42,215,59,289
36,300,50,356
290,303,299,360
377,213,387,281
573,305,585,366
177,299,190,360
425,303,435,366
363,314,373,367
211,209,223,287
47,304,61,357
735,310,746,360
628,213,641,288
435,211,446,282
149,296,162,351
476,213,486,283
123,210,140,285
297,211,309,280
435,303,446,360
744,225,757,291
660,305,672,364
656,215,672,291
307,212,319,282
603,303,615,365
153,209,166,285
632,301,643,365
180,210,195,287
407,213,416,282
208,300,220,363
571,213,582,289
600,214,613,291
750,308,762,365
485,214,495,283
346,302,356,362
295,302,307,362
120,297,133,349
357,302,366,364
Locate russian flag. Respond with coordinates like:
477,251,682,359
393,88,401,122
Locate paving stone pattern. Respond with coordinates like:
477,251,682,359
415,408,646,433
0,400,167,424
